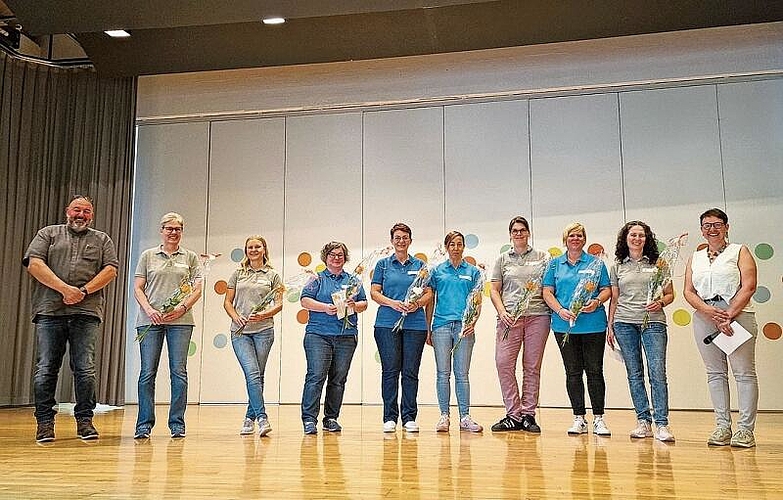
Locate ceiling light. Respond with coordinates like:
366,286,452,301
104,29,131,38
262,17,285,25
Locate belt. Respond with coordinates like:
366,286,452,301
704,295,723,302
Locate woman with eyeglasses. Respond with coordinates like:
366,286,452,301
299,241,368,435
133,212,202,439
684,208,758,448
223,235,283,437
489,216,551,433
370,223,432,433
606,221,675,442
425,230,484,433
542,222,612,436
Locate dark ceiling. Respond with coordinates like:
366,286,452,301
5,0,783,77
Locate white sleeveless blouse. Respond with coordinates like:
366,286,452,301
690,243,753,312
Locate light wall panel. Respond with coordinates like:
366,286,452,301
200,118,286,404
361,107,445,405
126,122,209,404
282,113,364,404
529,93,625,409
444,100,531,406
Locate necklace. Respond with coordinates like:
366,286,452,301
707,244,727,263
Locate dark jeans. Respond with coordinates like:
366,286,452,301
554,331,607,415
374,327,427,424
301,333,357,424
34,314,100,422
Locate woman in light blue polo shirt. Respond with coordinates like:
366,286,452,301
223,235,283,437
371,223,432,434
542,222,612,436
299,241,367,435
426,231,483,433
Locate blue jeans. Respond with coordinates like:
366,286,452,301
33,314,100,422
432,321,475,417
374,327,427,424
232,328,274,421
613,322,670,426
136,324,193,434
301,333,357,424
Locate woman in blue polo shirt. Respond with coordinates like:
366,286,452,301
542,222,612,436
426,230,483,433
300,241,368,435
371,223,432,434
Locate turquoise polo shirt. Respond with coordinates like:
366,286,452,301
542,251,610,334
371,254,427,330
428,260,481,329
301,269,367,336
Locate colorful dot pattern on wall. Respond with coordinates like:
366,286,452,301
214,280,228,294
414,252,428,262
672,309,691,327
548,247,563,258
213,333,228,349
754,243,774,260
754,286,770,304
464,256,476,266
230,248,244,262
298,252,312,266
188,341,197,357
500,244,511,254
464,234,479,249
296,310,309,324
587,243,604,256
763,322,782,340
315,263,326,272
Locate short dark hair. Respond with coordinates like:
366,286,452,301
390,222,412,239
508,216,530,233
444,230,464,247
700,208,728,224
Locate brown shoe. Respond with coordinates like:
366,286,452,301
36,421,55,443
76,418,99,440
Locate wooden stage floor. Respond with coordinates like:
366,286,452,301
1,404,780,499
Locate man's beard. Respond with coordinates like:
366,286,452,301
67,217,91,232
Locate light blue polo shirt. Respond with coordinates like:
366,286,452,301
372,254,427,330
542,251,610,334
300,269,367,336
428,260,481,329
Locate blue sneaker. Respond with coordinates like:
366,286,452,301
303,421,318,435
323,418,342,432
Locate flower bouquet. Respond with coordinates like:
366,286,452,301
392,245,446,334
337,246,393,333
641,233,688,330
232,270,317,337
136,253,221,342
502,259,548,340
561,256,604,347
452,267,486,353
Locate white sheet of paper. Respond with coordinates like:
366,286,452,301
711,321,753,355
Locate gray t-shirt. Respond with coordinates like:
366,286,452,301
490,246,550,316
134,246,200,327
609,256,667,324
23,224,119,321
227,266,282,334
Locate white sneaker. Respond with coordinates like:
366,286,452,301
403,421,420,433
436,414,450,432
630,420,653,438
239,418,254,435
383,420,397,433
655,425,675,442
567,415,587,435
459,415,483,433
258,417,272,437
592,415,611,436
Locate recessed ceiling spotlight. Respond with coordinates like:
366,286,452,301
104,29,131,38
262,17,285,25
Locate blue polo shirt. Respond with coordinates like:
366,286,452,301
301,269,367,336
372,254,427,330
542,252,610,334
428,260,481,329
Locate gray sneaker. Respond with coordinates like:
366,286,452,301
323,418,342,432
240,418,255,435
730,428,755,448
258,417,272,437
707,426,732,446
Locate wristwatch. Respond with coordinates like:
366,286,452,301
79,286,88,295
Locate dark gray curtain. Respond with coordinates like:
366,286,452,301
0,50,136,406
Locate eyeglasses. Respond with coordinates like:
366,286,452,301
392,236,410,242
162,226,183,233
510,228,529,235
701,222,725,230
327,252,345,259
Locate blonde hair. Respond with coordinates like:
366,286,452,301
562,222,586,245
160,212,185,228
241,235,272,270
